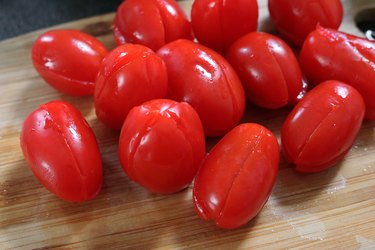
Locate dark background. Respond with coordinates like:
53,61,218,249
0,0,373,41
0,0,123,40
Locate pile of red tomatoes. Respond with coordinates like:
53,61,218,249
21,0,375,229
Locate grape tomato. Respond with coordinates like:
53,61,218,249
268,0,343,46
300,26,375,120
191,0,258,53
20,101,103,202
113,0,193,51
95,44,168,130
157,39,245,137
118,99,206,194
193,123,279,229
282,81,365,173
32,29,108,96
227,32,303,109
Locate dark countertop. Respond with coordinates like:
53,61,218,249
0,0,123,41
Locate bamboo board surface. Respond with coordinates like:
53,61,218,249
1,0,375,249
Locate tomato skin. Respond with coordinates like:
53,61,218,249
20,101,102,202
300,26,375,120
32,29,108,96
157,39,245,137
227,32,303,109
191,0,258,53
268,0,343,46
118,99,205,194
282,81,365,173
94,44,168,130
193,123,279,229
113,0,192,51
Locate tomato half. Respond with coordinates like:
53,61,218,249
113,0,193,51
191,0,258,53
20,101,102,202
300,26,375,120
193,123,279,229
32,29,108,96
94,44,168,130
227,32,303,109
118,99,206,194
282,81,365,173
157,39,245,137
268,0,343,46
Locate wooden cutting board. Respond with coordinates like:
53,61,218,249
1,0,375,249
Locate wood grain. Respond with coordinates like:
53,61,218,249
1,0,375,249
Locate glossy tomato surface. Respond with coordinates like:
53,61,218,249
95,44,168,130
193,123,279,229
20,101,102,202
157,39,245,137
268,0,343,46
300,26,375,120
32,29,108,96
282,81,365,173
113,0,192,51
118,99,206,194
191,0,258,53
227,32,303,109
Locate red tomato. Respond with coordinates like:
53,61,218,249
20,101,102,202
268,0,343,46
282,81,365,173
227,32,303,109
113,0,192,51
191,0,258,53
157,39,245,137
193,123,279,229
118,99,206,194
32,29,108,96
300,26,375,120
94,44,168,130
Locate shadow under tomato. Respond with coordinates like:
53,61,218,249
241,103,292,136
258,15,277,35
30,163,162,249
272,119,375,209
261,161,344,241
100,185,258,250
17,74,95,121
2,93,135,248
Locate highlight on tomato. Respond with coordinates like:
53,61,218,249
20,101,103,202
191,0,258,53
193,123,279,229
227,32,303,109
157,39,245,137
113,0,193,51
300,26,375,120
118,99,206,194
282,81,365,173
94,44,168,130
32,29,108,96
268,0,343,46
